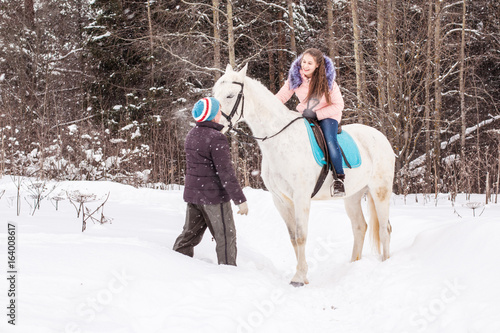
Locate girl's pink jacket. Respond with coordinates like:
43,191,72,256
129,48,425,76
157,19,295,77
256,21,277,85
275,70,344,123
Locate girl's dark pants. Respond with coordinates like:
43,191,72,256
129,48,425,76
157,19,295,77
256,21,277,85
173,201,237,265
319,118,344,176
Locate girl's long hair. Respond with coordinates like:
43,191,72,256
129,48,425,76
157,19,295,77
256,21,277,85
302,48,332,105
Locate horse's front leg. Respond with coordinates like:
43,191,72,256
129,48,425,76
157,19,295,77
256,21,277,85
289,195,311,287
290,216,309,287
271,192,310,286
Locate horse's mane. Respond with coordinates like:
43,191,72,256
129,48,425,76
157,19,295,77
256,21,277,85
244,76,297,121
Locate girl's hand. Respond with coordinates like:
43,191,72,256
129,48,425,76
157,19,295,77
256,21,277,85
302,109,317,120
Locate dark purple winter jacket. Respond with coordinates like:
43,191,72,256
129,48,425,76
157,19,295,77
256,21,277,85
183,121,246,205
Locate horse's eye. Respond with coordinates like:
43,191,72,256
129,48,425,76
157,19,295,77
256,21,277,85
226,94,234,99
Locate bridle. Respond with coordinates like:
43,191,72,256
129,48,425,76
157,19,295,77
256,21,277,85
220,81,303,141
220,81,245,128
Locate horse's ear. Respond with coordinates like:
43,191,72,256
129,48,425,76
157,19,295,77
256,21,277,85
239,63,248,77
225,64,233,73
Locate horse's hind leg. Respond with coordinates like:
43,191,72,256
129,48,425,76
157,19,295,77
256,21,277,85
344,189,368,262
369,186,392,260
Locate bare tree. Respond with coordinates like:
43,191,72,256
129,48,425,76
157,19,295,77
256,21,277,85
227,0,235,68
213,0,222,80
326,0,338,65
226,0,239,170
433,0,443,187
277,9,287,84
459,0,467,185
146,0,155,88
24,0,35,28
376,0,386,120
424,0,434,193
287,0,297,56
350,0,365,119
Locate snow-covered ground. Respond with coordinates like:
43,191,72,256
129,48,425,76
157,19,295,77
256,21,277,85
0,177,499,333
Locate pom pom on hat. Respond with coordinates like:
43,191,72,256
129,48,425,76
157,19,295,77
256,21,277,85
192,97,220,122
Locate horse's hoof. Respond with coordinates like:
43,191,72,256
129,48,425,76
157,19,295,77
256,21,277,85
290,281,305,288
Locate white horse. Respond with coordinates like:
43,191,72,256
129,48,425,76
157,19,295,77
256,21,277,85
213,64,395,286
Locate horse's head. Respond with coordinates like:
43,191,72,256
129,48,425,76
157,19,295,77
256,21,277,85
213,64,248,132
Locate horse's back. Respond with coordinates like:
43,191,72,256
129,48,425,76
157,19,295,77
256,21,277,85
342,123,394,160
343,123,395,192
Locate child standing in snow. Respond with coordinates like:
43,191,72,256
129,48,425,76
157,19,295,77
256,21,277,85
173,97,248,266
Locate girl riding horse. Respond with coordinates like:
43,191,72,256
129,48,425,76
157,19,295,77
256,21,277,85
276,48,346,197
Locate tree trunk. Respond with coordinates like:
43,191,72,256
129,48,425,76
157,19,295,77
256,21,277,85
268,48,276,93
213,0,221,80
24,0,35,29
459,0,467,188
350,0,365,119
326,0,337,62
23,0,37,123
376,0,386,131
227,0,238,172
146,0,155,89
433,0,442,190
287,0,297,56
227,0,235,68
486,171,490,204
385,0,400,189
386,0,397,134
424,1,434,194
497,142,500,203
277,10,286,84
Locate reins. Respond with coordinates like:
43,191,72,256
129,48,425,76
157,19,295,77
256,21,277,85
221,81,303,142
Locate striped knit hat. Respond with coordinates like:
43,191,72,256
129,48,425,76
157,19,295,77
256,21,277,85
191,97,220,122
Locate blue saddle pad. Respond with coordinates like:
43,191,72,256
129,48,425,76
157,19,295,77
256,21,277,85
305,119,362,169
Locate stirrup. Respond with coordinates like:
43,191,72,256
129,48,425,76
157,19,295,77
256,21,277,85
330,178,345,197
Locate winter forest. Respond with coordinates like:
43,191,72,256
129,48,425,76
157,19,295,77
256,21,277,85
1,0,499,197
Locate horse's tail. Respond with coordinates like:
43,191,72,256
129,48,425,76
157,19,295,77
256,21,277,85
367,192,381,254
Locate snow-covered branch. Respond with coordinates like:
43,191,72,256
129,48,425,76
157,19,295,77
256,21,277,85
409,115,500,170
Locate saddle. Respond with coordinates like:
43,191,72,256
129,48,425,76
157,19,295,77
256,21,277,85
306,119,352,198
